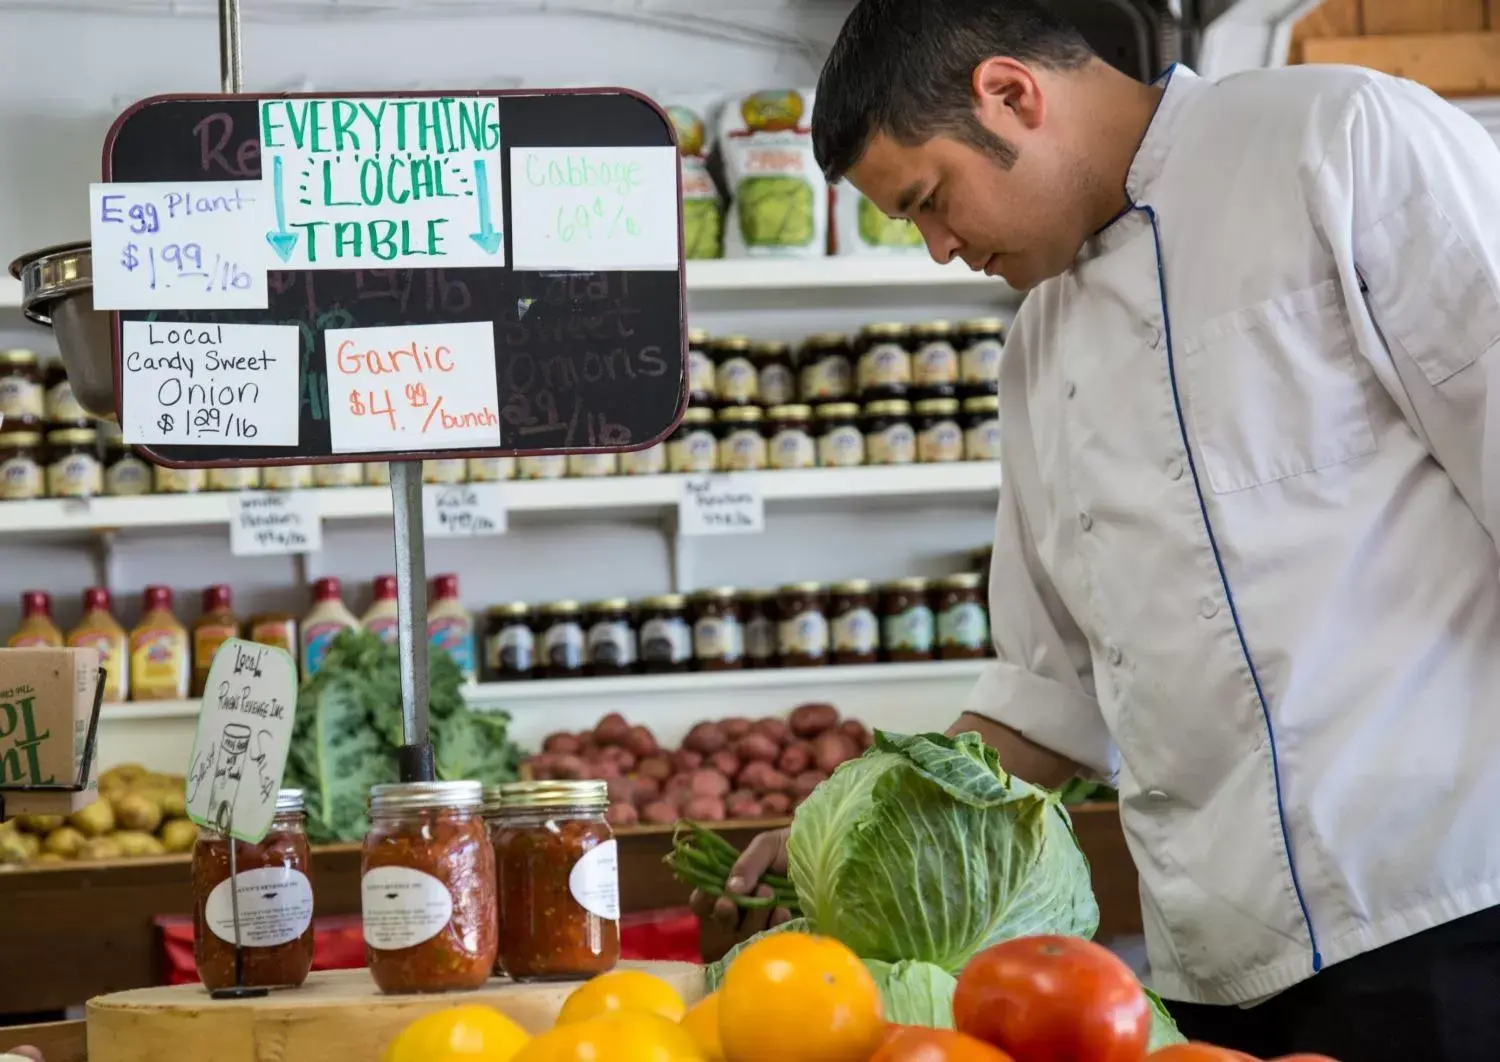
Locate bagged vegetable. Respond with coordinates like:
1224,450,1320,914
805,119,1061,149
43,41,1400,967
719,88,828,257
831,181,925,256
665,98,724,260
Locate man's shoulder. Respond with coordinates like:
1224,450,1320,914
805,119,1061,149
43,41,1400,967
1196,64,1389,145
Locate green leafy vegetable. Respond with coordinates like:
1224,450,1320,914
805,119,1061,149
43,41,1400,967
737,176,814,247
665,821,801,913
864,960,958,1028
1146,986,1187,1049
684,199,723,259
857,196,923,248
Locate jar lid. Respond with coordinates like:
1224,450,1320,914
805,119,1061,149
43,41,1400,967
861,322,908,338
864,400,912,416
751,340,790,358
543,599,581,614
937,572,985,590
815,402,860,419
494,779,609,810
710,335,752,352
801,332,848,350
276,789,305,813
688,328,711,345
740,588,774,602
369,780,484,812
719,406,763,423
830,579,873,594
640,593,687,609
959,317,1006,334
881,576,930,592
0,431,42,447
45,427,97,445
488,601,531,617
768,404,812,420
587,597,631,611
962,396,1000,414
779,581,825,595
691,586,738,601
910,320,953,337
0,348,38,366
914,398,960,416
681,406,715,425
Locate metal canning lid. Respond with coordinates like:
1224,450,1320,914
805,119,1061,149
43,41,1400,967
46,428,97,446
741,588,774,602
751,340,790,357
543,599,581,614
864,400,912,417
882,576,930,592
802,332,847,350
588,597,631,612
959,317,1006,334
769,404,812,420
937,572,984,590
688,328,710,345
487,601,531,617
719,405,763,423
640,593,687,609
0,349,38,366
963,396,1001,414
276,789,305,813
0,432,42,447
910,320,953,337
816,402,860,419
498,779,609,810
779,581,825,595
369,780,484,812
681,406,715,425
915,398,960,416
710,335,752,352
830,579,873,594
691,586,738,601
861,322,908,337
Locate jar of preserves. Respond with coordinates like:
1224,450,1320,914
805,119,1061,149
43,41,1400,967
854,323,912,399
469,456,517,482
936,573,991,659
155,465,207,495
767,405,816,470
910,321,959,398
815,403,865,468
638,594,692,673
538,601,586,678
718,406,767,472
829,580,879,666
45,427,101,499
712,336,757,407
753,341,796,406
102,424,152,497
958,318,1004,397
262,464,314,491
798,333,854,402
0,431,44,501
585,599,637,677
567,452,619,478
619,442,666,476
43,360,89,425
667,407,718,474
423,458,468,485
484,603,535,681
362,781,497,994
691,588,743,671
963,396,1001,461
208,465,263,492
518,454,567,480
687,328,716,406
863,400,917,466
489,780,620,981
742,589,779,669
364,462,391,487
192,789,315,992
880,578,935,661
314,462,364,489
914,398,964,464
0,349,44,427
777,582,829,667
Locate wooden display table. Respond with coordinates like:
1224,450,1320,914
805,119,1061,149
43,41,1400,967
86,963,704,1062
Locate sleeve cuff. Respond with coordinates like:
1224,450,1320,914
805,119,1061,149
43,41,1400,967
962,660,1119,782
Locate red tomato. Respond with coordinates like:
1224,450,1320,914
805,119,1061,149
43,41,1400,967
1147,1046,1258,1061
954,935,1151,1062
871,1027,1017,1062
1269,1056,1340,1061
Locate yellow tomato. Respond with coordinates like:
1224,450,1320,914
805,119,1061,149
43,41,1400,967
515,1010,704,1062
556,970,688,1025
382,1004,531,1062
680,992,725,1062
718,931,885,1062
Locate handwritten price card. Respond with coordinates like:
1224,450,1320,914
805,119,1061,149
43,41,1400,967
325,321,502,453
89,181,271,310
423,482,508,538
229,491,323,556
509,147,680,271
679,474,765,536
185,639,297,843
259,97,505,270
119,321,301,447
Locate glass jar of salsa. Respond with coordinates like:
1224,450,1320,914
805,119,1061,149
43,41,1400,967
753,341,796,406
712,336,758,407
718,406,767,472
192,789,315,992
914,398,964,464
936,573,991,659
854,323,912,400
777,582,829,668
958,318,1004,398
909,320,959,398
668,407,719,473
585,599,637,677
538,601,586,679
863,400,917,466
638,594,692,673
798,333,854,402
484,602,535,681
815,403,865,468
489,780,620,982
687,328,717,406
742,589,779,669
880,578,935,661
691,588,743,671
828,580,879,666
362,781,497,994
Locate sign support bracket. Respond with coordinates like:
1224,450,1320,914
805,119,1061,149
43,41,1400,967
390,460,435,781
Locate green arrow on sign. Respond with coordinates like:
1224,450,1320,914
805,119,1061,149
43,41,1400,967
265,155,299,263
470,158,502,255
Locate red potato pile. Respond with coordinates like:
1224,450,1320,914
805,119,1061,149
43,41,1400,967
522,702,873,827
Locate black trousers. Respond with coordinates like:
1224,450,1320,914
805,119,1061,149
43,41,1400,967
1169,904,1500,1060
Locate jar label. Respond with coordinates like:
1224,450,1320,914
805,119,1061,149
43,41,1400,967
156,466,206,493
313,462,362,488
688,350,717,396
833,608,878,654
962,338,1004,385
47,379,88,422
206,866,314,947
468,456,516,482
857,344,911,390
208,466,260,491
939,602,990,650
429,616,475,676
422,459,468,485
770,429,816,470
801,356,853,400
70,631,126,701
261,465,313,491
720,429,767,472
194,624,237,673
518,455,567,480
367,615,399,645
779,610,830,658
717,357,758,403
620,443,666,476
965,419,1002,462
131,629,185,691
915,342,959,386
817,425,865,468
543,621,585,670
759,364,796,405
883,606,935,652
918,421,964,463
669,430,718,473
361,865,454,950
105,455,153,496
363,462,391,486
250,620,296,655
303,621,349,676
588,620,637,668
641,616,691,664
745,615,777,660
0,377,43,418
568,453,617,477
489,623,535,672
569,838,621,921
48,454,102,498
869,424,917,465
694,615,743,662
0,456,43,500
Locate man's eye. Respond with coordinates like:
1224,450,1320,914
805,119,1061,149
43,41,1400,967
917,195,937,214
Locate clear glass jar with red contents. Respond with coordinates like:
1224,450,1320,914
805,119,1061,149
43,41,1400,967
191,789,315,992
361,781,497,994
489,779,621,982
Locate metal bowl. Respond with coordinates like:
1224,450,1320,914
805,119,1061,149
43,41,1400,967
8,241,116,420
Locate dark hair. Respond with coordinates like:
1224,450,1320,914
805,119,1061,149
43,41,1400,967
813,0,1094,181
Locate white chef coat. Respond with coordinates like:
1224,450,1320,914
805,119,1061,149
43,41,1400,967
963,62,1500,1006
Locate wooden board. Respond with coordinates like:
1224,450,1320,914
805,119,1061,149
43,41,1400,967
87,963,705,1062
1301,31,1500,95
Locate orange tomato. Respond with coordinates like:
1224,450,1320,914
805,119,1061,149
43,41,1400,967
954,936,1151,1062
680,992,726,1062
382,1004,530,1062
1147,1046,1258,1061
871,1027,1017,1062
718,931,886,1062
513,1010,703,1062
557,970,688,1025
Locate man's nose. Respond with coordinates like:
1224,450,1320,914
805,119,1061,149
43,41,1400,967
919,222,961,266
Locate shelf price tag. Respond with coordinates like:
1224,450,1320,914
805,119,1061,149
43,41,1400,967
422,481,508,538
678,474,764,536
228,491,324,556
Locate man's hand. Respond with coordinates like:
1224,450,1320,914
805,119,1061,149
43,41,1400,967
2,1047,45,1062
688,827,793,939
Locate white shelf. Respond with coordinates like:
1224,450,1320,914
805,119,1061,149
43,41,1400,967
0,464,1001,536
0,276,22,314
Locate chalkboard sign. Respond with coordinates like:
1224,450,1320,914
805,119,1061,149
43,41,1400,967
98,90,687,468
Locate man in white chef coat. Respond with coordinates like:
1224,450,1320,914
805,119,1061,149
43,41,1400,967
694,0,1500,1056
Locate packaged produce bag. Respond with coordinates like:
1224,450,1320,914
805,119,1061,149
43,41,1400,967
719,88,829,257
665,97,725,260
0,648,101,817
831,181,926,256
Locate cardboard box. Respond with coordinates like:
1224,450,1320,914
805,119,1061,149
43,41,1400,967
0,648,101,817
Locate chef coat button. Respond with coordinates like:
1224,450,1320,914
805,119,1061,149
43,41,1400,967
1200,597,1220,619
1107,645,1123,666
1079,511,1093,531
1167,459,1184,481
1148,789,1170,802
1066,381,1078,399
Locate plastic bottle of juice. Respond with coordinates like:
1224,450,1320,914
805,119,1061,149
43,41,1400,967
9,590,63,648
362,575,400,646
192,585,241,696
301,577,359,678
130,586,189,701
427,573,476,682
67,587,128,703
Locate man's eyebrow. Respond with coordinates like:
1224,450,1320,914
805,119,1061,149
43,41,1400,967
895,181,925,216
